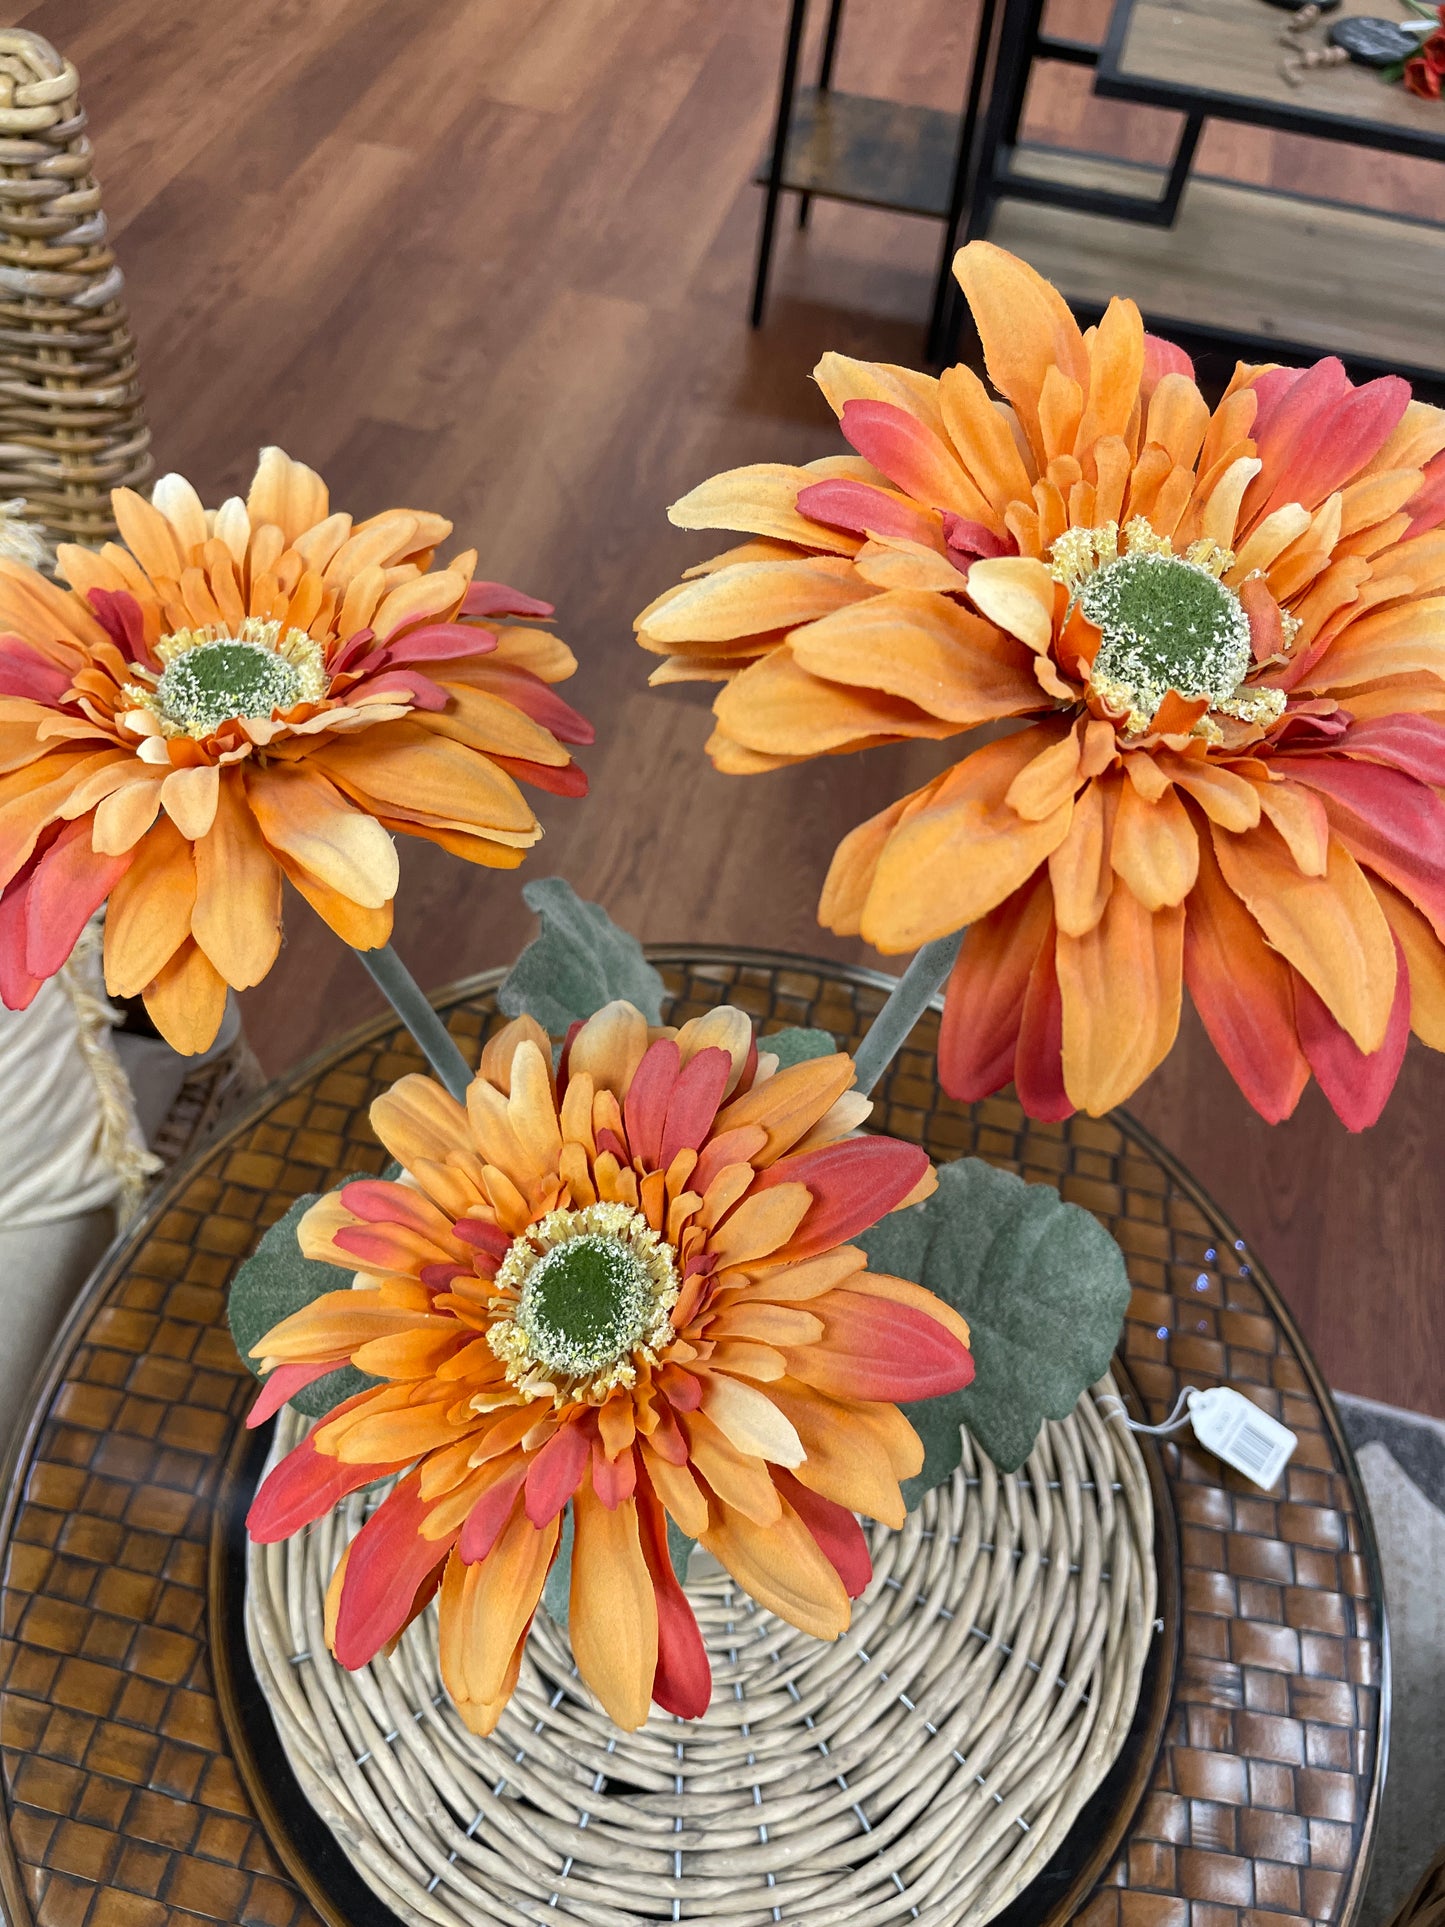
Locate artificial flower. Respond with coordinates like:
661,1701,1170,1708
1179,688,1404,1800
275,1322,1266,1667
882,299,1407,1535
637,244,1445,1129
1403,12,1445,97
0,449,591,1051
246,1002,971,1732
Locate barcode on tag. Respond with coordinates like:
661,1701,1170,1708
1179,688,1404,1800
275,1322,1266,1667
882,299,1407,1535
1188,1387,1296,1490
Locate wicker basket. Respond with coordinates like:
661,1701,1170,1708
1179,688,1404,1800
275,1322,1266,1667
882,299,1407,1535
246,1378,1156,1927
0,28,149,546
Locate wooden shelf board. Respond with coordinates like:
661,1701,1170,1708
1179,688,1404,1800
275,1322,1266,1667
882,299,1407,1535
993,146,1445,379
754,89,958,218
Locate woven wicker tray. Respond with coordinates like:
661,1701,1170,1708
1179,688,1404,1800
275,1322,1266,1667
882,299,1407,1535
236,1374,1158,1927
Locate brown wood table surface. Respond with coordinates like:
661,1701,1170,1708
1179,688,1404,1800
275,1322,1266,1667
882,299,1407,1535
0,954,1385,1927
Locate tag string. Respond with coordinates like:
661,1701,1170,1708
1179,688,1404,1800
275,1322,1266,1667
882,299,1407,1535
1099,1387,1198,1437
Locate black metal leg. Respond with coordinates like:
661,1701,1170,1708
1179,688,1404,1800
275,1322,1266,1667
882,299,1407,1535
926,0,1001,363
751,0,810,328
1161,111,1204,224
961,0,1041,247
798,0,846,229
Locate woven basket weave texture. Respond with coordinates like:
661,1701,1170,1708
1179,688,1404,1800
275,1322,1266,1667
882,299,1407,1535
0,28,149,544
246,1356,1155,1922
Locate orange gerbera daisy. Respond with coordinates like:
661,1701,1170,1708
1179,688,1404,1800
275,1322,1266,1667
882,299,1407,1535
246,1002,971,1732
637,245,1445,1130
0,449,590,1051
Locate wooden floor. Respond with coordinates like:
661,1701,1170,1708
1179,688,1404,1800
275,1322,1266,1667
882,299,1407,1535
8,0,1443,1416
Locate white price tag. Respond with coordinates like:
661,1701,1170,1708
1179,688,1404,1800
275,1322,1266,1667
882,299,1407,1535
1186,1387,1296,1490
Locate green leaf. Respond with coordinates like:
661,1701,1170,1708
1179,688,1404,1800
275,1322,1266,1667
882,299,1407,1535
540,1505,694,1632
227,1188,378,1420
761,1026,837,1068
858,1157,1131,1484
542,1505,575,1628
498,877,665,1033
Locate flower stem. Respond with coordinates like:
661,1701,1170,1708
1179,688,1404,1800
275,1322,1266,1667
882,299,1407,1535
353,943,473,1102
851,929,964,1098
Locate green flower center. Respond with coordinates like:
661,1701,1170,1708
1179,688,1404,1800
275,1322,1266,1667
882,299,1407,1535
155,640,304,735
518,1235,656,1376
1082,550,1251,721
486,1202,680,1402
122,616,329,741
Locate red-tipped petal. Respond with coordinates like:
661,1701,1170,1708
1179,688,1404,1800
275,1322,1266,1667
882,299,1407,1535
373,622,497,666
1283,753,1445,939
488,753,588,798
461,581,555,620
938,882,1045,1103
88,587,156,668
590,1438,638,1510
0,852,47,1011
1014,924,1074,1123
246,1360,338,1428
774,1468,872,1599
941,513,1011,562
347,667,450,710
623,1037,680,1172
659,1045,732,1169
635,1467,711,1720
458,661,594,745
795,478,942,547
1184,835,1309,1125
524,1422,592,1527
1294,935,1410,1131
247,1418,403,1542
755,1138,932,1259
1142,333,1194,396
794,1289,975,1401
458,1462,528,1564
452,1216,511,1262
839,399,967,510
1340,715,1445,788
25,817,132,980
0,640,73,703
332,1472,454,1668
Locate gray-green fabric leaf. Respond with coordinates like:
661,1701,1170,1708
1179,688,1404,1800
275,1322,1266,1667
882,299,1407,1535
760,1026,837,1068
227,1188,378,1419
498,877,665,1032
858,1157,1131,1484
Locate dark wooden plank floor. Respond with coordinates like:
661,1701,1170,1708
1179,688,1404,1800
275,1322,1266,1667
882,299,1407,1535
7,0,1441,1416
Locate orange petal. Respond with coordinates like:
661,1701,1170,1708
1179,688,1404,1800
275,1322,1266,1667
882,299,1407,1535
1376,879,1445,1049
371,1072,470,1170
1057,888,1184,1113
952,243,1088,467
860,729,1074,951
191,769,282,989
103,815,195,998
701,1490,850,1639
570,1486,658,1731
141,937,226,1054
1110,781,1199,911
1075,297,1145,455
1211,822,1395,1053
1048,773,1117,937
789,588,1040,725
963,556,1055,651
247,762,399,907
668,464,861,554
